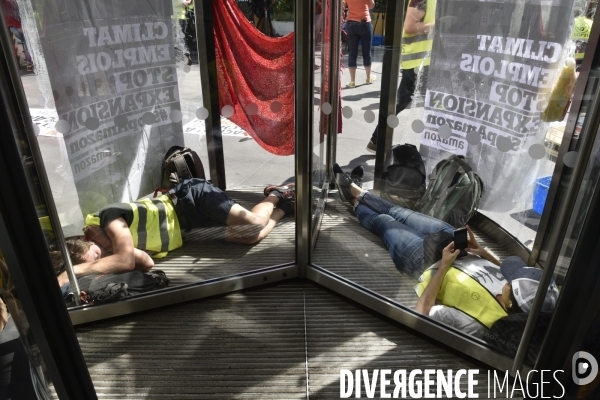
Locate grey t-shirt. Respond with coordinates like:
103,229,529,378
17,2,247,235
419,255,507,338
429,306,488,338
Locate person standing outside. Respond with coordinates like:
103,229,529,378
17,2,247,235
249,0,277,37
344,0,376,88
366,0,435,153
173,0,194,65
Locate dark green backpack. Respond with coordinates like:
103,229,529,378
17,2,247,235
417,155,484,228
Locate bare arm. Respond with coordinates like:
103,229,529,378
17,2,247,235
416,242,459,315
133,248,154,272
87,227,153,271
404,7,433,35
369,0,375,9
72,218,137,276
84,225,112,252
0,298,7,332
465,225,501,266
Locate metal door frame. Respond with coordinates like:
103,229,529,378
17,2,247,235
2,1,600,396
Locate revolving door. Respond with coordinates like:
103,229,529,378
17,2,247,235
2,0,600,397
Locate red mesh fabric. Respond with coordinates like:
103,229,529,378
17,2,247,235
213,0,295,155
318,0,343,138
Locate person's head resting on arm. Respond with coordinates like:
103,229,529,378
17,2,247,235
49,236,101,272
49,236,106,287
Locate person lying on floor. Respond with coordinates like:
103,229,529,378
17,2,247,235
51,178,295,288
333,163,559,338
414,239,559,338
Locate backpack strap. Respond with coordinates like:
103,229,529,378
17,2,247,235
164,145,184,160
189,150,206,180
430,162,464,215
448,155,472,173
173,155,193,182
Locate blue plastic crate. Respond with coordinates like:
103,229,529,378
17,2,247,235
532,175,552,215
372,35,384,46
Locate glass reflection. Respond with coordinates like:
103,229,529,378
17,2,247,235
538,75,600,271
14,0,294,307
317,0,587,362
0,253,53,398
312,0,329,210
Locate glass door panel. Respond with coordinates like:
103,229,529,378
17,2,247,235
11,0,295,311
314,0,591,368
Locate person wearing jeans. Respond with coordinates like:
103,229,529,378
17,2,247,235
343,0,376,88
354,190,454,275
333,163,453,276
333,163,560,339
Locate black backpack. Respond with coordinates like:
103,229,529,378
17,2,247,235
68,270,171,306
417,155,484,228
161,146,206,189
380,144,427,210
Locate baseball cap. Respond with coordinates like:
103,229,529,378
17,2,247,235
500,256,560,313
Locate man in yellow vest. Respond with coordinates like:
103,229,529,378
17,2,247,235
415,228,559,338
332,165,559,338
572,14,593,68
367,0,436,153
173,0,194,65
52,179,295,288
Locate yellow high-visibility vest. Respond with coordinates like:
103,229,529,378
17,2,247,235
572,16,593,60
415,265,508,328
400,0,436,69
85,195,182,259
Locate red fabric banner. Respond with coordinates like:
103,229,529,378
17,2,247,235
213,0,295,155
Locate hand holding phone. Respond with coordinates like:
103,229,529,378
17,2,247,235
453,227,468,258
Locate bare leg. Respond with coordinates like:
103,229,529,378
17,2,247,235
350,183,364,200
224,195,287,244
365,65,371,80
349,67,356,83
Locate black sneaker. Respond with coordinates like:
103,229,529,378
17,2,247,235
264,184,295,202
332,163,353,203
349,165,364,188
278,201,295,216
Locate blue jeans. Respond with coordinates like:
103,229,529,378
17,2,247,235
355,192,455,276
346,20,373,68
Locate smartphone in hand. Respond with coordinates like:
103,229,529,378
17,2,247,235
454,227,468,258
